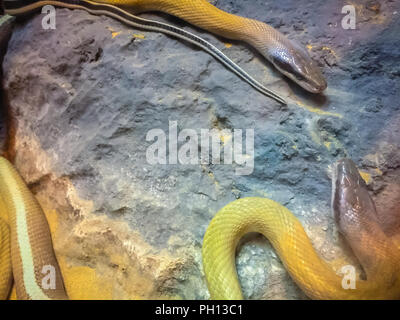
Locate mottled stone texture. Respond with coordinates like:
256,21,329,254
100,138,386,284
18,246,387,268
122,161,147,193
1,0,400,299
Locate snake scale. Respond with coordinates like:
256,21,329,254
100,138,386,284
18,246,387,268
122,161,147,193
203,159,400,299
1,0,399,300
4,0,327,104
0,157,68,299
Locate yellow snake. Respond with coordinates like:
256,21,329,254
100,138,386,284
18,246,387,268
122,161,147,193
2,0,398,300
0,152,399,299
0,157,68,299
202,159,400,299
4,0,327,104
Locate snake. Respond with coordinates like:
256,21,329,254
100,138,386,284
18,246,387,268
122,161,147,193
3,0,328,104
0,153,399,299
202,159,400,299
2,0,397,301
0,156,68,299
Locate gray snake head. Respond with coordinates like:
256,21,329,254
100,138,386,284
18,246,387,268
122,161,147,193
268,38,327,93
331,158,378,238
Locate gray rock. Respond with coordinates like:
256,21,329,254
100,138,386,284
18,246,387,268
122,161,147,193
2,0,400,299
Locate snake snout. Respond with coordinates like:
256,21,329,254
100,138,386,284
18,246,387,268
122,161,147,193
332,159,361,229
332,159,364,219
332,159,378,235
335,158,364,189
305,74,327,94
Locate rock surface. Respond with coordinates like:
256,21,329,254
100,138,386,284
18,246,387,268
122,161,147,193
1,0,400,299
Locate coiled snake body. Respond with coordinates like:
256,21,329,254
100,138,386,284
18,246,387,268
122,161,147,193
1,0,398,300
0,156,399,299
203,159,400,299
0,157,67,299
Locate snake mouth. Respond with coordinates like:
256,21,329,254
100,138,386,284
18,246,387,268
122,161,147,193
270,51,327,94
301,76,327,93
266,34,328,94
289,73,327,94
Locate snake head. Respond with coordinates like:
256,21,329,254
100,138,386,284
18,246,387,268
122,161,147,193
268,38,327,93
331,158,378,235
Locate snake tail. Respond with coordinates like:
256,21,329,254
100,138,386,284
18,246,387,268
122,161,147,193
92,0,327,93
3,0,287,104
